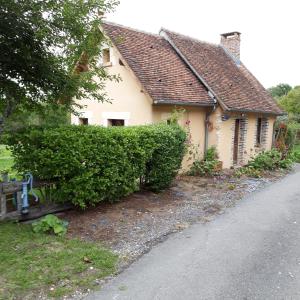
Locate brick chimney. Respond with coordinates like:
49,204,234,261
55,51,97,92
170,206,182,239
220,32,241,60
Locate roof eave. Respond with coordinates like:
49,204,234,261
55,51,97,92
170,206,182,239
154,100,214,107
225,107,285,116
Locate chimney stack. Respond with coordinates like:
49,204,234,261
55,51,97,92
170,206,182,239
220,32,241,60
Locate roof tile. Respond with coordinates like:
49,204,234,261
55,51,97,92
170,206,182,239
102,22,213,106
162,29,282,114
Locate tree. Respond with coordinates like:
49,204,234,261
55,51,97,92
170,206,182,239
0,0,119,135
278,86,300,119
268,83,292,99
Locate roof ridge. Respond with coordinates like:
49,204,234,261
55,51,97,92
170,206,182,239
102,20,162,38
160,27,219,48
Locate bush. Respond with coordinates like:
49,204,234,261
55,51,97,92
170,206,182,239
8,124,186,208
248,149,293,170
32,214,68,236
290,144,300,163
188,146,220,176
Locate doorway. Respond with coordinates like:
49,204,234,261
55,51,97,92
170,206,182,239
233,119,240,164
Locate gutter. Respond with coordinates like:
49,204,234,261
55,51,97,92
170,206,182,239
153,100,214,107
225,107,285,116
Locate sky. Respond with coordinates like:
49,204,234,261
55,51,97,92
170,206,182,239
107,0,299,89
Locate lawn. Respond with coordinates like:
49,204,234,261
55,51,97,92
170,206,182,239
0,145,17,178
0,222,118,299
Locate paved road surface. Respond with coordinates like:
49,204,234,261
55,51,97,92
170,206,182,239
86,166,300,300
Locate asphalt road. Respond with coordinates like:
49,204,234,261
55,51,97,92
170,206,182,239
86,166,300,300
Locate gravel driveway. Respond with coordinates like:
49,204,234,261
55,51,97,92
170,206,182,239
86,164,300,300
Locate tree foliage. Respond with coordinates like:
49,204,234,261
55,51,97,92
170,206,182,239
278,86,300,119
268,83,292,99
0,0,119,134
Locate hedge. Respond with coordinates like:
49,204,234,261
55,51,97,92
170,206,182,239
8,124,186,208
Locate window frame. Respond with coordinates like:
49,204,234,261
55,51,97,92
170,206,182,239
107,119,125,127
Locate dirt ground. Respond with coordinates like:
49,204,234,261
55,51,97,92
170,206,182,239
62,169,288,270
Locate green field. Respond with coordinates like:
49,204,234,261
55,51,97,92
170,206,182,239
0,145,13,169
0,145,18,179
0,222,117,299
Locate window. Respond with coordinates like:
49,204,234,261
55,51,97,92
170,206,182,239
256,118,262,145
79,117,89,125
108,119,125,126
102,48,110,64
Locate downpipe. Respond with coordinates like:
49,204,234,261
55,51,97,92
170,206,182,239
204,105,217,154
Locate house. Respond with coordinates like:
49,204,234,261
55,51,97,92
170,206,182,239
71,22,283,169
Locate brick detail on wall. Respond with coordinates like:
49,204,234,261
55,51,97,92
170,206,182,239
231,117,248,166
254,117,269,150
261,118,269,149
238,118,248,165
230,120,236,166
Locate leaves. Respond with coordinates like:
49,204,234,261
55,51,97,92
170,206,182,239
188,147,219,176
278,86,300,118
268,83,292,99
0,0,119,133
248,149,293,170
8,124,187,208
32,214,68,236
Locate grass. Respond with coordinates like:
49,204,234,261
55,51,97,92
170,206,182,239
290,143,300,163
294,144,300,152
0,145,17,179
0,222,118,299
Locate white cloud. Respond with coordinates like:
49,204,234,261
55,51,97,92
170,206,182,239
107,0,300,88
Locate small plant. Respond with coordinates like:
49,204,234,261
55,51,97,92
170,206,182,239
32,214,68,236
167,107,186,125
234,166,261,178
227,183,236,190
289,145,300,163
189,146,220,176
248,149,293,170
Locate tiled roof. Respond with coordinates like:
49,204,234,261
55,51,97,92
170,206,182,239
161,29,283,115
102,22,214,106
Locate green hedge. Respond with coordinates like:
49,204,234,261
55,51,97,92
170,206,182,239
8,124,186,208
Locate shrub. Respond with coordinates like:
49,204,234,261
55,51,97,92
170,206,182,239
188,146,219,176
32,214,68,236
248,149,293,171
8,124,186,208
274,117,300,155
290,145,300,163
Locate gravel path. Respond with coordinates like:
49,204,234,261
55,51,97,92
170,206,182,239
65,170,288,267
